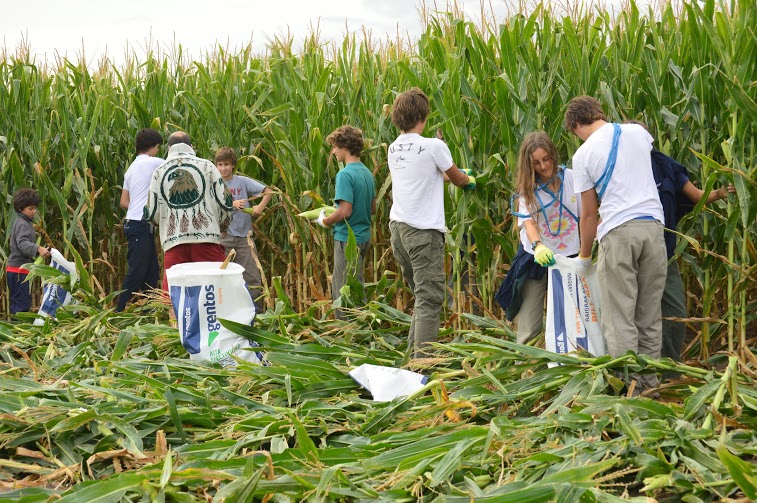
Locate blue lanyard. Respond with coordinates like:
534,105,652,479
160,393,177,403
510,167,579,236
595,123,621,202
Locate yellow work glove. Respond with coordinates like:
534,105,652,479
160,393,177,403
533,243,555,267
464,175,476,190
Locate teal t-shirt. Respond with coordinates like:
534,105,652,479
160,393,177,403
333,162,375,244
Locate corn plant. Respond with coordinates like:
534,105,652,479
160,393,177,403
0,0,754,356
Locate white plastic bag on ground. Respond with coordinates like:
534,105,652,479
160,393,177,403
166,261,261,367
545,255,606,359
349,364,428,401
35,248,77,324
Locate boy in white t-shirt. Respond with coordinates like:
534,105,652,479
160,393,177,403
387,87,475,358
565,96,667,392
116,128,164,312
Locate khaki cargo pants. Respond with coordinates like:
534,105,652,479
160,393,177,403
598,219,667,389
390,221,446,359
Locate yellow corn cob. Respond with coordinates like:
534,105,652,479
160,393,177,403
297,206,336,219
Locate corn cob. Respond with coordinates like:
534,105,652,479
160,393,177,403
297,206,336,219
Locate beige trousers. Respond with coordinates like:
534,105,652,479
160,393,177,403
221,234,263,310
515,275,548,344
598,219,667,387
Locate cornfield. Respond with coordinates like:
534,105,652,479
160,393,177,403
0,0,755,500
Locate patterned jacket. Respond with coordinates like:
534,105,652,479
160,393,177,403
144,143,233,251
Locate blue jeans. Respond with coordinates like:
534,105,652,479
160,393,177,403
7,271,32,314
117,220,160,312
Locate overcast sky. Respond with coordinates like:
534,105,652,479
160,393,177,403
1,0,638,65
1,0,508,65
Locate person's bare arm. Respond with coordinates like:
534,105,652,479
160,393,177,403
522,219,541,245
120,189,130,210
579,189,599,258
445,165,471,187
251,187,275,216
682,181,735,205
371,198,376,215
323,201,353,226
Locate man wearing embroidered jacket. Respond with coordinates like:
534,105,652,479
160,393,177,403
565,96,667,392
143,132,233,290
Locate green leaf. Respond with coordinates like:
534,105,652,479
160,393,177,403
111,329,134,361
363,428,487,470
541,459,617,485
56,473,147,503
49,409,97,433
428,438,477,487
164,389,188,443
160,450,173,489
716,445,757,499
289,413,319,463
683,381,720,421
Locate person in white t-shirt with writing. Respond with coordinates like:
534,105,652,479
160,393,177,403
116,128,164,312
387,88,476,359
565,96,667,394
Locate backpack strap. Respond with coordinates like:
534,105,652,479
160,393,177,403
594,123,621,202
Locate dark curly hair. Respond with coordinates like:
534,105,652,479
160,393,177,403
12,188,41,212
326,126,364,157
391,88,429,133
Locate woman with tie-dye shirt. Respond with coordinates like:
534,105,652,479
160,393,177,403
497,132,580,344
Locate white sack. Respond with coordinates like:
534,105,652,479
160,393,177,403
545,255,606,359
349,364,428,402
166,261,261,367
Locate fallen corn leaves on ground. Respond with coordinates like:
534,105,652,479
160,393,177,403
0,297,755,502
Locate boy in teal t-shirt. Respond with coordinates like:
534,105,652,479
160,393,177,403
316,126,376,319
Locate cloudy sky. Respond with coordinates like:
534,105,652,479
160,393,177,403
2,0,510,64
1,0,637,65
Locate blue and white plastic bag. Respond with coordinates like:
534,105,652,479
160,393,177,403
166,262,261,367
545,255,606,359
35,248,77,323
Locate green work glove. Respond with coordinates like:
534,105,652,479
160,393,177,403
459,169,476,190
533,243,555,267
